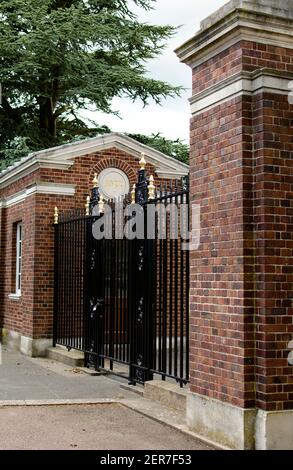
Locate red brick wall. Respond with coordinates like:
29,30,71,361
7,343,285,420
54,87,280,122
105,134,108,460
1,198,35,336
0,148,168,341
190,94,255,408
190,40,293,410
253,91,293,411
0,205,5,332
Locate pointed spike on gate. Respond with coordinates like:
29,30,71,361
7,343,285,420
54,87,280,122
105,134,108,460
131,184,136,204
85,196,90,216
98,194,105,215
148,175,155,201
139,153,146,171
54,206,59,225
92,173,99,188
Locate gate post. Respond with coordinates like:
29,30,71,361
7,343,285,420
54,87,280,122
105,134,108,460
53,207,59,348
84,175,105,369
176,0,293,450
129,154,155,384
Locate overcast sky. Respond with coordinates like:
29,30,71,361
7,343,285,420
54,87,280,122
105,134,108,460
84,0,228,143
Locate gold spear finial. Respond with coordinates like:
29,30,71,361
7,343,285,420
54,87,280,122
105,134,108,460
54,206,59,225
92,173,99,188
131,184,136,204
98,194,105,214
139,153,146,170
148,175,155,201
85,196,90,216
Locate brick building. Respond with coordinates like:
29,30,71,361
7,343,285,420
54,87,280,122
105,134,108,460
1,0,293,452
0,133,188,356
176,0,293,451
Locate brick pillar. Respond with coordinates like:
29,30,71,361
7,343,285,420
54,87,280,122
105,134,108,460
0,205,5,334
176,0,293,450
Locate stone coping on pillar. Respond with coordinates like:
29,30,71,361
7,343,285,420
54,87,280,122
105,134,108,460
175,0,293,67
189,68,293,116
200,0,293,31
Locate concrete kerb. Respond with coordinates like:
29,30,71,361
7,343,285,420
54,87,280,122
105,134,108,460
120,399,224,450
0,399,117,407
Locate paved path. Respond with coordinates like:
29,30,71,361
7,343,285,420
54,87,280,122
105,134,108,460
0,347,132,400
0,347,213,450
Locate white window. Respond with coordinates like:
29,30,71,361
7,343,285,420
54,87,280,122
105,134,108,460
15,222,22,295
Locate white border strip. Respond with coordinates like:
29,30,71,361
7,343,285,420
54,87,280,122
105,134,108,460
0,183,75,208
191,75,291,115
0,159,73,190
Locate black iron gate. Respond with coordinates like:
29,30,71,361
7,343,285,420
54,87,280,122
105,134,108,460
54,162,190,386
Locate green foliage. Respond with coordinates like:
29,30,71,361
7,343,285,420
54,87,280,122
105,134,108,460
0,0,182,169
127,132,189,164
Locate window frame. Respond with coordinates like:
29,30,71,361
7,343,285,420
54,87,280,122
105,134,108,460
15,222,22,295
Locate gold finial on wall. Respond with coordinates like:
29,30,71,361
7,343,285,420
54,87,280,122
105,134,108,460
139,153,146,171
92,173,99,188
148,175,155,201
85,196,90,216
54,206,59,225
131,184,136,204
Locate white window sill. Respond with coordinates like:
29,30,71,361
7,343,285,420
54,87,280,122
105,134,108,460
8,293,21,301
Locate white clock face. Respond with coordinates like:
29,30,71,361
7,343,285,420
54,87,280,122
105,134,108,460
98,168,130,200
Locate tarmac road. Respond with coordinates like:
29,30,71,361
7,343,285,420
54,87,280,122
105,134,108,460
0,403,211,450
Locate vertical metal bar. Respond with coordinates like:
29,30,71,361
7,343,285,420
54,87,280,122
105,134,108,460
68,217,71,347
158,194,163,373
81,216,86,352
174,193,179,378
69,217,74,349
122,235,127,363
78,216,81,351
59,219,66,345
180,193,184,384
53,223,59,347
162,196,168,380
65,218,69,347
100,237,105,369
169,195,173,377
153,208,158,372
60,219,64,345
109,228,115,370
106,222,111,362
65,219,69,347
73,216,78,350
127,237,132,377
119,237,123,362
114,210,118,364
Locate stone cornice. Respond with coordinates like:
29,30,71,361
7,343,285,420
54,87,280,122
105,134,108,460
190,69,293,116
0,183,76,209
175,7,293,69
